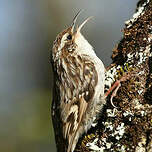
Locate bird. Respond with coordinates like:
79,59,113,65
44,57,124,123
51,11,106,152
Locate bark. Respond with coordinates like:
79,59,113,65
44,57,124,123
51,0,152,151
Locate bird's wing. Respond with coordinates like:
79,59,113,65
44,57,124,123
60,54,98,151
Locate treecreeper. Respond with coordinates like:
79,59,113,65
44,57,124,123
50,11,106,152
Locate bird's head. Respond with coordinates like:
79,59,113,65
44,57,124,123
52,11,93,61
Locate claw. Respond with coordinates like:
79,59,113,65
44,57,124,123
105,73,131,108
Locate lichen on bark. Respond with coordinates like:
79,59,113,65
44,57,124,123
75,0,152,151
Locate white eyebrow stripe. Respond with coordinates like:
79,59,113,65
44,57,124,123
58,33,69,51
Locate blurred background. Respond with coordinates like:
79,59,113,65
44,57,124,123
0,0,138,152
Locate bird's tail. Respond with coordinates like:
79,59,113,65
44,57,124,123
67,133,76,152
67,127,82,152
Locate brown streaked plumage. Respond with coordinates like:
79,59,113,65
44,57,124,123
51,11,105,152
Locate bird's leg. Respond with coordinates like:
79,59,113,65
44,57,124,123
105,74,131,107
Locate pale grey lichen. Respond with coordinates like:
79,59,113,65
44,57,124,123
137,89,144,95
105,65,121,90
125,0,150,28
86,138,105,152
140,110,145,117
135,135,146,152
120,145,126,151
107,108,118,117
102,121,114,131
106,142,112,149
111,123,125,140
91,117,98,127
126,44,151,69
123,110,134,117
86,136,113,151
133,99,144,109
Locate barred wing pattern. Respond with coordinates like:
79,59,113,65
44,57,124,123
57,54,98,151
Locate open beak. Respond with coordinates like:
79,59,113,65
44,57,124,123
76,16,93,33
71,11,93,39
71,10,83,33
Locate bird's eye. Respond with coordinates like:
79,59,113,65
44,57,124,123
67,34,72,40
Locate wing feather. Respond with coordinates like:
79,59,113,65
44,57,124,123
78,96,88,123
60,54,98,152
